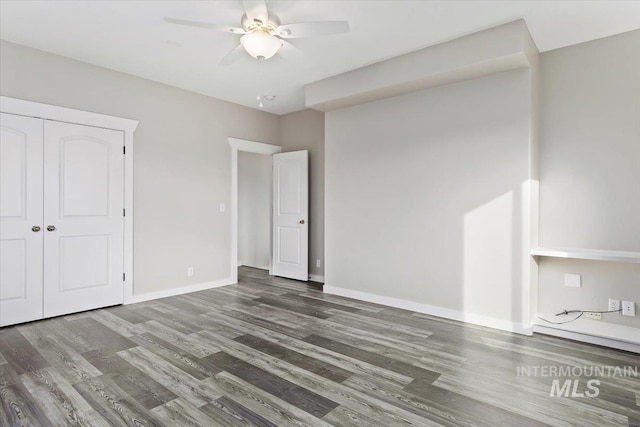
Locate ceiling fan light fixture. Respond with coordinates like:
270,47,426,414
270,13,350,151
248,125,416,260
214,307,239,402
240,31,282,60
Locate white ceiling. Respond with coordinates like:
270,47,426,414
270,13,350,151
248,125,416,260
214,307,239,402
1,1,639,115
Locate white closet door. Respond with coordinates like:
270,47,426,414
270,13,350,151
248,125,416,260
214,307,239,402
0,113,44,326
43,121,124,317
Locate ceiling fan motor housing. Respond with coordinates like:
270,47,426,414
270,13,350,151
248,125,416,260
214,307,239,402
241,13,281,35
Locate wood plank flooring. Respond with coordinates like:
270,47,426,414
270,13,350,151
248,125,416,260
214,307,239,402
1,266,638,426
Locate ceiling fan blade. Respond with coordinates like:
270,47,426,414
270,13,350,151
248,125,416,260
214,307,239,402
242,0,269,24
219,44,247,66
277,40,305,62
164,17,245,34
276,21,349,39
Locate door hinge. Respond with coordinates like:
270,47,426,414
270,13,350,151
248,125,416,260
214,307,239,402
123,146,126,154
123,273,126,281
123,208,126,217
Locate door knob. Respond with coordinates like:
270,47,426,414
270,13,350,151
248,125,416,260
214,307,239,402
47,225,56,232
299,219,305,224
32,225,41,232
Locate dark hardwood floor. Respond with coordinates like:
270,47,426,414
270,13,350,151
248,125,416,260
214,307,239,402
1,266,638,426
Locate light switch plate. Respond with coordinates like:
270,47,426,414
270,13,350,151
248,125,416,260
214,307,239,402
564,273,581,288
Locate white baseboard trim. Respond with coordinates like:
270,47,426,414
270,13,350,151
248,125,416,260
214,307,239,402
532,321,640,353
309,274,325,283
323,285,532,335
125,278,235,304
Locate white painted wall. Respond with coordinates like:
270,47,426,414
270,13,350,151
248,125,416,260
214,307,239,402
238,151,271,270
325,69,533,332
538,30,640,328
0,40,280,297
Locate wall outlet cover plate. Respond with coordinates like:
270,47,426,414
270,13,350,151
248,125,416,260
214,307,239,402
608,299,621,312
622,301,636,316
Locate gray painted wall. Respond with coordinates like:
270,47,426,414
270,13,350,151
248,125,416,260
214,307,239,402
539,30,640,251
0,40,280,296
3,26,637,335
325,69,532,328
238,151,271,270
538,30,640,327
279,109,325,279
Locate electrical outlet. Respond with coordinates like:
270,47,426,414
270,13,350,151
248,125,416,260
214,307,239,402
564,273,581,288
316,259,321,268
622,301,636,316
608,299,621,313
585,312,602,320
187,267,194,277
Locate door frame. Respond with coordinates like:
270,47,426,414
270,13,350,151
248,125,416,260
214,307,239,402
0,96,139,303
228,137,281,283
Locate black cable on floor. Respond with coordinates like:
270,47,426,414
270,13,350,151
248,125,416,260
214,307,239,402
538,312,584,324
538,308,622,325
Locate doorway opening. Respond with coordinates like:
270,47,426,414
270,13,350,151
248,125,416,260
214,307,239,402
238,150,272,272
229,137,281,284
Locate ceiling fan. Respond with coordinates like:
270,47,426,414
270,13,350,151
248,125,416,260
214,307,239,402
165,0,349,66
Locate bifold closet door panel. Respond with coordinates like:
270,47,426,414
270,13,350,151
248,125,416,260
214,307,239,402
43,121,125,318
0,113,44,327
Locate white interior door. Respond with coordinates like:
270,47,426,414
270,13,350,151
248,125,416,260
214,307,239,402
272,150,308,281
43,121,125,317
0,113,44,326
